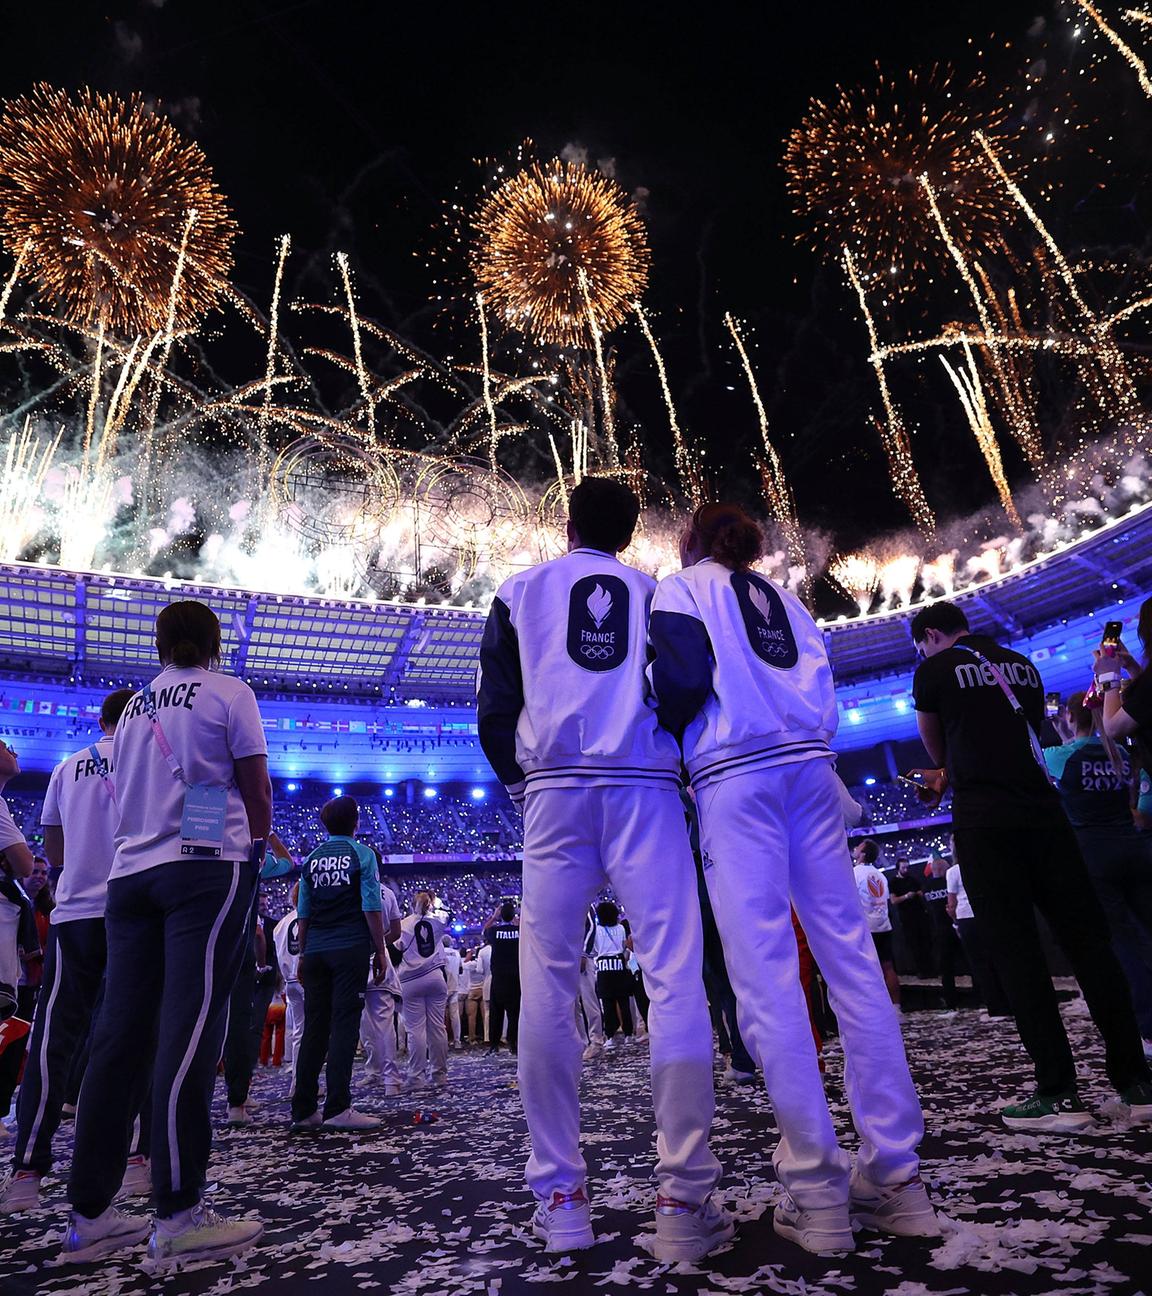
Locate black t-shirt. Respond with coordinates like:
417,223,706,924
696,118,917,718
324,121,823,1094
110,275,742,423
1122,674,1152,736
889,872,926,917
921,872,951,925
912,634,1061,829
1049,739,1134,831
484,921,520,980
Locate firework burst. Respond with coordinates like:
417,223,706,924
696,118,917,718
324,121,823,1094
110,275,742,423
0,84,237,336
470,159,649,348
784,65,1021,286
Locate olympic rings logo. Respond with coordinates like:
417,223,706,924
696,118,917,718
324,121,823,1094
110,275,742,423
581,644,615,661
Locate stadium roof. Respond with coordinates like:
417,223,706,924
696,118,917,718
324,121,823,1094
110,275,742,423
0,498,1146,703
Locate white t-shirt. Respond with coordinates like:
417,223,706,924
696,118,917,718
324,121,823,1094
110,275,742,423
591,923,630,969
110,666,268,879
946,863,974,922
464,957,484,990
368,884,404,992
0,795,25,858
442,944,462,994
853,864,892,934
40,735,119,923
396,910,447,984
273,908,301,983
477,943,492,995
0,797,29,1004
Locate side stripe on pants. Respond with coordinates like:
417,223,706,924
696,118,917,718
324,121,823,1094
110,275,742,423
25,936,65,1156
167,861,241,1194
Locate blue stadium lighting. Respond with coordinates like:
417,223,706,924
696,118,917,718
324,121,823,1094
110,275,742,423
286,782,298,793
423,787,438,799
383,788,395,798
471,787,486,800
864,776,877,786
894,698,909,713
333,786,343,797
847,709,862,725
452,922,465,933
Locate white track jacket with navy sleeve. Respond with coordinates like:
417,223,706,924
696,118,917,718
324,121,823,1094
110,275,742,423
476,547,681,797
649,558,837,790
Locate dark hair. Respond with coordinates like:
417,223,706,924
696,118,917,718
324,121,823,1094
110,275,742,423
908,601,969,644
689,502,763,570
500,899,516,922
320,795,359,837
596,899,620,926
100,688,134,729
1138,596,1152,665
855,838,879,864
568,478,640,553
156,601,222,668
1067,690,1094,735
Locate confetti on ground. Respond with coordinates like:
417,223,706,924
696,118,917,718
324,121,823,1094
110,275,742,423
1,1002,1150,1295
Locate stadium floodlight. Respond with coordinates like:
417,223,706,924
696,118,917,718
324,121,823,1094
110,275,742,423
471,787,486,800
864,777,877,786
333,786,343,797
383,787,395,798
423,787,438,799
286,782,298,793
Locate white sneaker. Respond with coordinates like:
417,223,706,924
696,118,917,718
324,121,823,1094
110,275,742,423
772,1194,855,1255
604,1036,621,1050
60,1205,151,1263
147,1200,263,1264
1,1169,42,1214
530,1188,595,1252
118,1155,152,1199
323,1108,382,1131
582,1042,603,1061
226,1105,251,1126
849,1171,941,1237
651,1194,735,1262
722,1066,758,1085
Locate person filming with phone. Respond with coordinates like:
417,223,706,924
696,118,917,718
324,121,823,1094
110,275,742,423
908,601,1151,1131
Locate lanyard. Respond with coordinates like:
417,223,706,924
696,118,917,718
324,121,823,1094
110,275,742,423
87,744,118,806
955,645,1053,783
142,685,188,785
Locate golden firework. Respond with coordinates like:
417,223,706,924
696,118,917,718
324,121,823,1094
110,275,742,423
784,65,1021,286
0,84,237,336
470,159,649,348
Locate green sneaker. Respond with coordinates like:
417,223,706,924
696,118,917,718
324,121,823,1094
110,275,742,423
1119,1080,1152,1123
1001,1090,1094,1132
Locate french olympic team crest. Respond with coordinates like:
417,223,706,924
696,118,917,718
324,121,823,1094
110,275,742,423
567,573,630,672
731,571,799,669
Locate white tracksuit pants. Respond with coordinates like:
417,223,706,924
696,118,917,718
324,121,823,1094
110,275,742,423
698,758,924,1210
519,784,720,1203
284,980,305,1069
401,967,449,1086
360,988,403,1086
577,960,604,1046
446,992,463,1044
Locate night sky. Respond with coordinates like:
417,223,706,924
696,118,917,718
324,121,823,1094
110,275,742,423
3,0,1147,549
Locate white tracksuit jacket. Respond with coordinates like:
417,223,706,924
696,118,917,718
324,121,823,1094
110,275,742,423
476,547,682,796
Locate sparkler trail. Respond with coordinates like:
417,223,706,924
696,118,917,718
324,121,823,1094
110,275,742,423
477,292,499,469
723,312,802,566
941,342,1022,529
259,234,291,484
634,301,701,504
975,129,1141,433
842,248,935,536
920,175,1043,471
578,266,618,468
0,239,29,323
336,252,375,441
1077,0,1152,95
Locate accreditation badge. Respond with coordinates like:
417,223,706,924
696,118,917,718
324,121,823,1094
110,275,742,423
180,784,228,857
